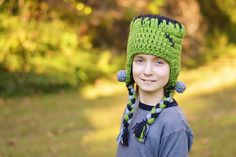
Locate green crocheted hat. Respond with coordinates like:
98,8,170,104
125,14,185,89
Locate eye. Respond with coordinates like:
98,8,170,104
155,59,165,65
134,58,144,63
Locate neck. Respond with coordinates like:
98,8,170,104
138,88,164,106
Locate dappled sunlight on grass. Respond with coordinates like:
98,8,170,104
0,92,94,157
185,85,236,157
84,104,124,129
82,127,117,156
178,50,236,99
82,128,117,144
81,78,126,100
80,91,127,156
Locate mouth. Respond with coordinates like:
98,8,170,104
141,79,156,83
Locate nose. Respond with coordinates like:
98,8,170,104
143,62,153,76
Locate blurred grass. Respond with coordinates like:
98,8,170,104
0,50,236,157
185,86,236,157
0,91,126,157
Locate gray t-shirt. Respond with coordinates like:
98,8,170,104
116,99,193,157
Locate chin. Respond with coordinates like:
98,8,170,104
140,88,160,93
137,82,165,94
138,85,161,93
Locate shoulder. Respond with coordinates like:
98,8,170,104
158,100,193,138
146,100,194,155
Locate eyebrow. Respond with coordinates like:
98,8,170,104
134,55,163,60
134,56,145,59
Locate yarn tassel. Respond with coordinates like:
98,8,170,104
117,84,136,146
132,119,150,143
121,127,129,146
117,127,129,146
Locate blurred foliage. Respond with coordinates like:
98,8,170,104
197,0,236,62
0,0,235,95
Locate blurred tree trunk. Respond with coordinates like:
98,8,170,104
162,0,208,67
0,0,5,5
18,0,24,8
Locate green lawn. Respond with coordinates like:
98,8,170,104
1,53,236,157
0,91,127,157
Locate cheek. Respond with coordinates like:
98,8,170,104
164,67,170,82
154,65,170,79
132,63,143,79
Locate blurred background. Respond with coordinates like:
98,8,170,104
0,0,235,156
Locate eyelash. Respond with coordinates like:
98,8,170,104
156,60,164,64
134,58,165,64
135,59,144,63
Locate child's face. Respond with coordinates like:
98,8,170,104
132,54,170,94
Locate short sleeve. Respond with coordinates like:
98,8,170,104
159,130,193,157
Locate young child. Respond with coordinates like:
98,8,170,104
116,14,193,157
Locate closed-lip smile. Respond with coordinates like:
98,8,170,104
141,78,156,82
